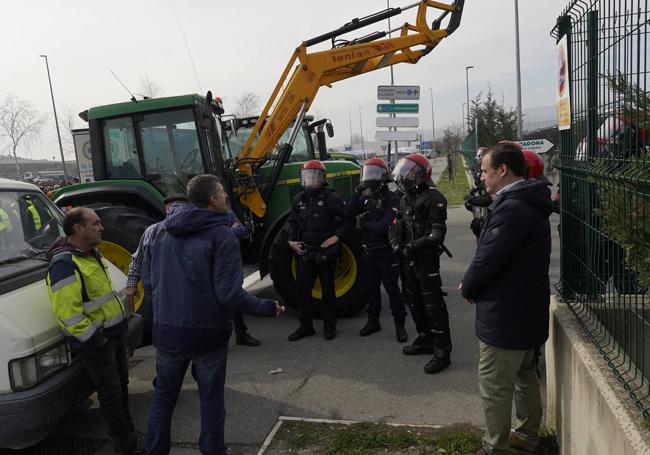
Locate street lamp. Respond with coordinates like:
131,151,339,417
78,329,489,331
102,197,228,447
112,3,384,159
358,107,365,151
39,54,67,176
462,102,466,133
514,0,523,139
465,65,474,134
428,88,436,156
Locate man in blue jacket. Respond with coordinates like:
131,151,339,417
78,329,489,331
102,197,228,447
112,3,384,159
142,174,284,455
460,143,553,455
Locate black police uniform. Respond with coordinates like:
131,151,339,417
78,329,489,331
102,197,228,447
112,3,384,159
464,179,492,241
288,186,350,338
348,183,407,339
390,182,452,373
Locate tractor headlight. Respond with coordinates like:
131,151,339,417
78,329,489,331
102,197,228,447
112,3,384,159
9,343,69,391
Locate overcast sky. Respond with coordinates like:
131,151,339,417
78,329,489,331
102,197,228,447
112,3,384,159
1,0,567,160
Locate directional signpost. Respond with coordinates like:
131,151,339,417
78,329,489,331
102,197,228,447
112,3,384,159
376,117,419,128
377,85,421,100
513,138,554,154
376,103,419,114
376,85,421,154
375,130,419,141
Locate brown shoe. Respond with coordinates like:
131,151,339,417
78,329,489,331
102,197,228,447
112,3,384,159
509,432,540,454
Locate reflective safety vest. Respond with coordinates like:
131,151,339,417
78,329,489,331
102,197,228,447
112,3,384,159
46,250,126,344
27,202,41,230
0,208,11,232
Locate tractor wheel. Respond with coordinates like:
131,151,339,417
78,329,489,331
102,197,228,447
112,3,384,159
87,203,160,345
268,223,366,317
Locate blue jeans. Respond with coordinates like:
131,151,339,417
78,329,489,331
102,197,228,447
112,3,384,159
146,348,229,455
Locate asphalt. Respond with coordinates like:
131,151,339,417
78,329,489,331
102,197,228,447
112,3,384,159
17,158,561,454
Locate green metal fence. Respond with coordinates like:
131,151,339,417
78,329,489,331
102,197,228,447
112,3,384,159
552,0,650,415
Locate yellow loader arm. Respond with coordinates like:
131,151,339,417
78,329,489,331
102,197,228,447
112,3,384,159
236,0,464,217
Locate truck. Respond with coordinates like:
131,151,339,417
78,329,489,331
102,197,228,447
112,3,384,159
0,178,142,449
53,0,464,337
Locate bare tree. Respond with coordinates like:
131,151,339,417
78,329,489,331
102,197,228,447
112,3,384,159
139,74,163,98
440,123,465,154
0,94,47,176
234,92,260,118
60,106,79,156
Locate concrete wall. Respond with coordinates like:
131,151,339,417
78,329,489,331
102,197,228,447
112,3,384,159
546,297,650,454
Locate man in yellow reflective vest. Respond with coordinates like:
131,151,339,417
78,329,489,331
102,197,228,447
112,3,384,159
46,207,143,455
25,195,41,230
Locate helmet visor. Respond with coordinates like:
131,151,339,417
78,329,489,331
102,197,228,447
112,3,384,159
392,158,423,191
361,164,386,182
301,169,325,189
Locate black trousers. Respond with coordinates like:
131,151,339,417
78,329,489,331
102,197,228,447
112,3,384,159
401,255,452,354
295,253,337,326
362,247,406,323
232,312,248,335
75,332,135,451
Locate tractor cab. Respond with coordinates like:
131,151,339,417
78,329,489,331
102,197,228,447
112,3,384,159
82,94,226,199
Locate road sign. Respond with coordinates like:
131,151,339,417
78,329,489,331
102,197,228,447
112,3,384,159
375,130,419,141
513,139,554,154
376,117,419,127
376,103,419,114
377,85,421,100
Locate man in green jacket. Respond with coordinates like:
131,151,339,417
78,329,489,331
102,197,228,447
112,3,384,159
46,207,143,455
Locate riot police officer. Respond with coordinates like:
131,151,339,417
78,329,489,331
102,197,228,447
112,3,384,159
390,153,452,374
347,158,408,343
287,160,350,341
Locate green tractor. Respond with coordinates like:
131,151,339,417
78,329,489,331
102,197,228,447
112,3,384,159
53,94,365,340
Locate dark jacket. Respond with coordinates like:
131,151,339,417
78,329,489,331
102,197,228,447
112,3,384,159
346,185,399,247
225,211,246,239
142,204,276,355
461,179,553,350
288,187,350,246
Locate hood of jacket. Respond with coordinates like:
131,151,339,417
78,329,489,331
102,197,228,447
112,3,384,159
492,179,554,218
163,204,230,236
46,237,93,260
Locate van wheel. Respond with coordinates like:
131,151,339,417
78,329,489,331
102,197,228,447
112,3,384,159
268,224,366,317
87,203,160,345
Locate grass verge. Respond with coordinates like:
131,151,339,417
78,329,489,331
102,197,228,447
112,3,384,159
266,420,560,455
436,153,471,207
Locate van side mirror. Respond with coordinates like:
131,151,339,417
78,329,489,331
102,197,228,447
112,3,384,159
326,122,334,138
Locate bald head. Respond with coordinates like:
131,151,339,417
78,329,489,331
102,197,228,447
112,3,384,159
63,207,104,249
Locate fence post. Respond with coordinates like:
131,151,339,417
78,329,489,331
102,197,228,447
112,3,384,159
585,10,600,298
556,14,574,298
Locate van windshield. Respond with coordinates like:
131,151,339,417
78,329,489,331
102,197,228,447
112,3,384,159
0,190,64,264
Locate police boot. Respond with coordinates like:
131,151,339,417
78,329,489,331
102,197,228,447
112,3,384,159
394,319,408,343
424,346,451,374
324,323,336,340
402,333,434,355
359,318,381,337
288,321,316,342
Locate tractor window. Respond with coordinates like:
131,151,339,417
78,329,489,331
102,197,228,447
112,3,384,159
139,110,203,195
223,120,311,162
103,117,143,179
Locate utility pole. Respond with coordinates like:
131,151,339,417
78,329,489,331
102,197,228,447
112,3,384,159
349,113,353,150
429,88,436,156
465,65,474,135
514,0,523,139
40,54,67,176
359,107,365,151
387,0,397,164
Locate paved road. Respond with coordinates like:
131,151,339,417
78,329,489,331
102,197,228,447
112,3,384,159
14,159,561,454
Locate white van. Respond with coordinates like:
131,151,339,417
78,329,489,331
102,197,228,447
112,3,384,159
0,178,142,449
